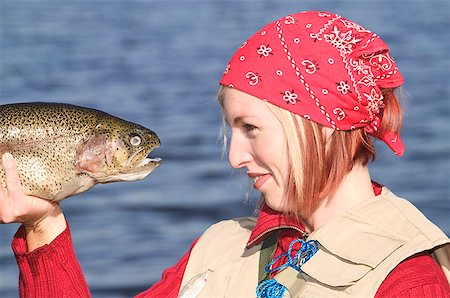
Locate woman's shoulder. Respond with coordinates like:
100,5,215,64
376,253,450,297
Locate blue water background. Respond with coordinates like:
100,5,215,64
0,1,449,297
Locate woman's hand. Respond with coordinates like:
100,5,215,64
0,152,66,251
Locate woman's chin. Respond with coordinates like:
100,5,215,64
263,197,288,213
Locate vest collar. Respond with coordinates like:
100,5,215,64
301,186,448,287
246,182,383,249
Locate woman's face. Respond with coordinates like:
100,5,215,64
222,87,290,212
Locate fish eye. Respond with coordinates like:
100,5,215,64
130,135,142,147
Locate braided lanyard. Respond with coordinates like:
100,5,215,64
256,237,319,298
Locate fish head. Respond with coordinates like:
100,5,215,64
110,126,162,180
76,119,161,183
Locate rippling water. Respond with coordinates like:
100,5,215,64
1,1,449,297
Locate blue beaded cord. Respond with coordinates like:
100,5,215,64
256,279,287,298
256,239,319,298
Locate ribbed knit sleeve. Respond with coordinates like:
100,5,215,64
375,253,450,298
135,238,198,298
12,223,91,298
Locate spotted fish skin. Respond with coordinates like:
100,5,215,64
0,102,161,202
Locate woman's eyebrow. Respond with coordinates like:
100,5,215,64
227,115,256,126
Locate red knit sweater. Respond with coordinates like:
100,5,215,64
12,197,450,297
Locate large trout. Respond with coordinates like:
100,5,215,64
0,102,161,202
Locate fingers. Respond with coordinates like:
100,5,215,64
2,152,24,198
0,153,15,223
0,153,57,227
0,152,25,223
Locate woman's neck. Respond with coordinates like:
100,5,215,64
302,163,375,233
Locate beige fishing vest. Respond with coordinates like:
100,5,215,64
179,188,450,298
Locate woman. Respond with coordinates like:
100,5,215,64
1,10,449,298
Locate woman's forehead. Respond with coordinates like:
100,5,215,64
223,89,265,115
222,90,280,128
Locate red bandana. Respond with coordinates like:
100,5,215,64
220,11,405,156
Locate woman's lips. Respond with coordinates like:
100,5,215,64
251,174,271,189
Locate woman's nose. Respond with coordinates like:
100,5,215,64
228,132,252,169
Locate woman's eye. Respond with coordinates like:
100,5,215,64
243,124,257,132
130,135,142,146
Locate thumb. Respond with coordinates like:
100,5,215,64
2,152,23,196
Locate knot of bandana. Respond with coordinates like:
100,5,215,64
220,11,405,156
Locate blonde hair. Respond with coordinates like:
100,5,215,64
218,85,402,219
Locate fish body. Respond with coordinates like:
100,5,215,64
0,102,161,202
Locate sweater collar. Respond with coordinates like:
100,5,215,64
246,203,306,248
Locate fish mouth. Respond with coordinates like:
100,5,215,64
128,146,162,169
140,153,162,167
